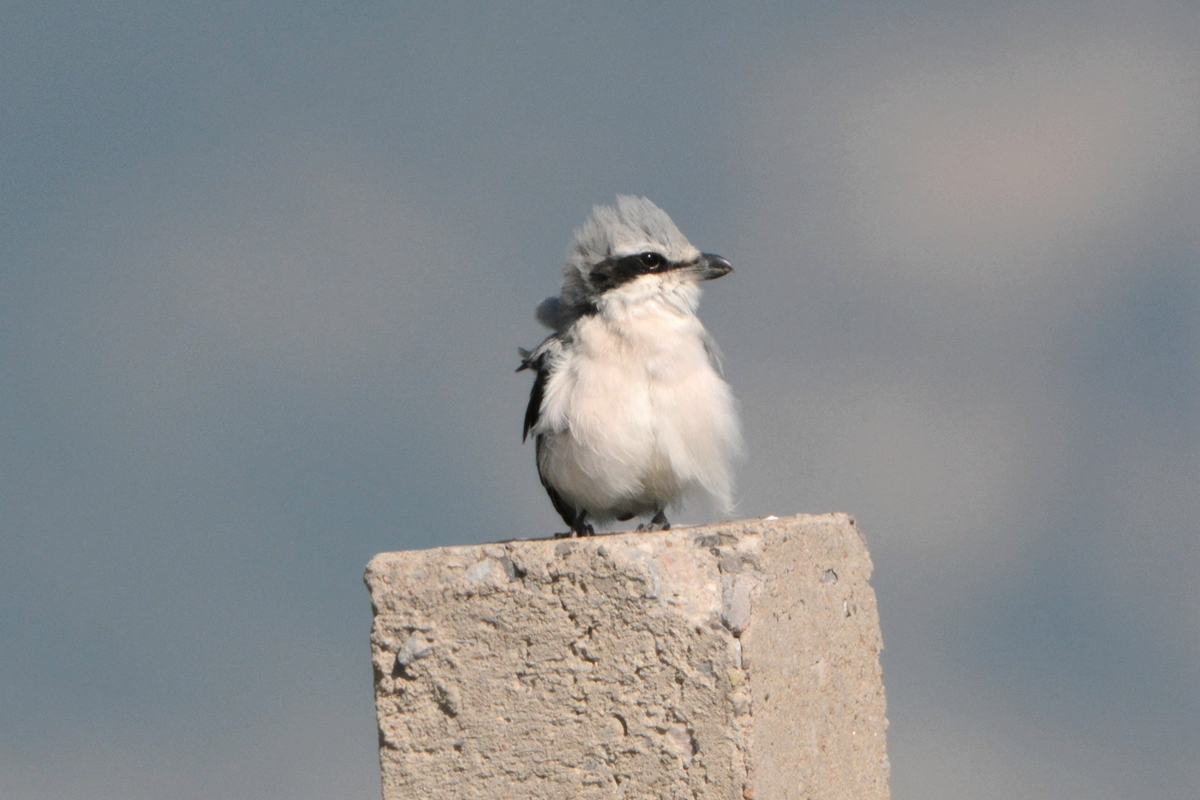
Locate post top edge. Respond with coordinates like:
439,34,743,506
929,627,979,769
365,512,862,565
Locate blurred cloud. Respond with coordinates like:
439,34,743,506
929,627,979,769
840,35,1200,286
89,148,459,390
890,688,1162,800
728,5,1200,550
0,699,378,800
745,379,1039,555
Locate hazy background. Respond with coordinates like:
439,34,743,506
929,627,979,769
3,2,1199,798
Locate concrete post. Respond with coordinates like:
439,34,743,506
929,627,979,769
366,513,889,799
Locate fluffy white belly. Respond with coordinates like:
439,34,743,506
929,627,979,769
536,310,739,520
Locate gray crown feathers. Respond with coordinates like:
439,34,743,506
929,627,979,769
538,196,698,331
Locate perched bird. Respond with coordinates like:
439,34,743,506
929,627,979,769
518,196,742,537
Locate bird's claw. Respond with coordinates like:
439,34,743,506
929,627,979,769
555,522,595,538
636,511,670,532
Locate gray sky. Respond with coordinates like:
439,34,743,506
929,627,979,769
3,2,1199,798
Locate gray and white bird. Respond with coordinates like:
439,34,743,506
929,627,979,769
518,196,742,537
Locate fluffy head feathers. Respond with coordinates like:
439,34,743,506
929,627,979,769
555,196,703,323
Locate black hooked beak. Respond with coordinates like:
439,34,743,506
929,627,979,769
693,253,733,281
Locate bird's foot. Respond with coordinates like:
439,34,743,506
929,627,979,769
637,511,670,532
555,522,595,538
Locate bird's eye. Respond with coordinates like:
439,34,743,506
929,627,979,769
638,252,664,270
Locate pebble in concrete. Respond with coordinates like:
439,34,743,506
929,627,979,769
366,513,890,800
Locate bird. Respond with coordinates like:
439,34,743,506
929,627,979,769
518,196,742,537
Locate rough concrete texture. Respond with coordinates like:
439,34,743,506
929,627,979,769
365,513,889,800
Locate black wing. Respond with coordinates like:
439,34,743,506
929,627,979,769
518,336,584,532
522,364,548,442
517,334,564,443
536,435,581,530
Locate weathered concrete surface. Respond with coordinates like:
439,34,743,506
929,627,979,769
366,513,889,799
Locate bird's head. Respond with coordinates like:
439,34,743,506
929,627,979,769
551,196,732,326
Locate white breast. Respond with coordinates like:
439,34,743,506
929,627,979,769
535,286,741,522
